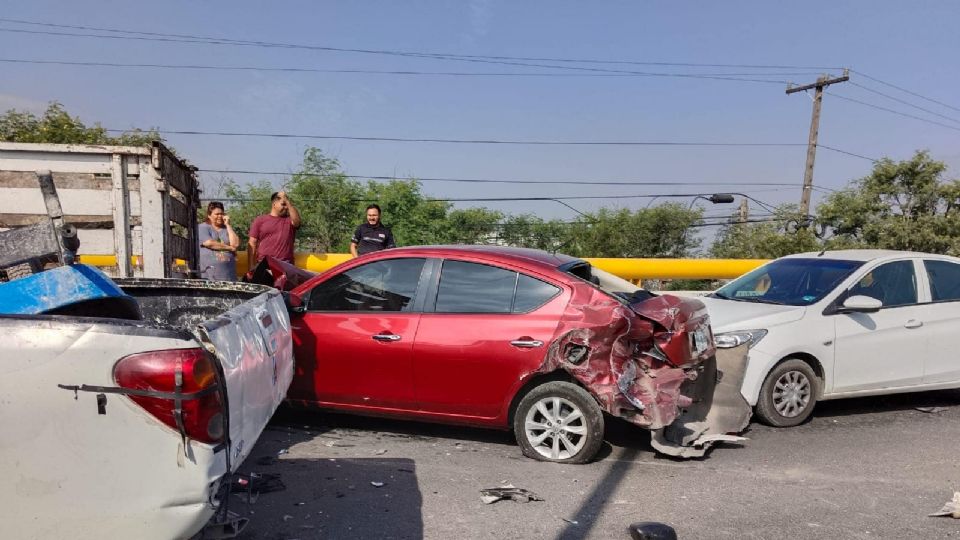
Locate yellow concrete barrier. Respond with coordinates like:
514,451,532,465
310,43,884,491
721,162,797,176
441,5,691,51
80,251,768,280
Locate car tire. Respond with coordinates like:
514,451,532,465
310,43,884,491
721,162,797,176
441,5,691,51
755,358,820,427
512,381,604,464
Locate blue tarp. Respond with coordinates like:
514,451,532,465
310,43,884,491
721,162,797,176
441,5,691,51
0,264,132,315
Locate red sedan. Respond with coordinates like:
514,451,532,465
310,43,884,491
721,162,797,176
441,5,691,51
285,246,740,463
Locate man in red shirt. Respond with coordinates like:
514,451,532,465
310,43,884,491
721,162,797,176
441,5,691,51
248,191,301,267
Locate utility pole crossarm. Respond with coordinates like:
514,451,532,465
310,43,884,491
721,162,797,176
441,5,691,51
785,72,850,95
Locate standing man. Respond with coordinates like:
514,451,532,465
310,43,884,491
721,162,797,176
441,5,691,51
248,191,301,268
350,204,395,257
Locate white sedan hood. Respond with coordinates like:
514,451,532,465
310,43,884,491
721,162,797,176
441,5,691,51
698,296,806,332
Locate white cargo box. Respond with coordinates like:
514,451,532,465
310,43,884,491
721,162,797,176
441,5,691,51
0,141,200,278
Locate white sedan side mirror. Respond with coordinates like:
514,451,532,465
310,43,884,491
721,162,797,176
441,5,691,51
841,295,883,313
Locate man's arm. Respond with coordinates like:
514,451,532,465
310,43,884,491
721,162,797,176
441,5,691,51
247,237,258,270
349,225,361,258
280,192,301,228
384,228,396,250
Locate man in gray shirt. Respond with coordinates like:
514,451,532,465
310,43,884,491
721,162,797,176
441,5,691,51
198,201,240,280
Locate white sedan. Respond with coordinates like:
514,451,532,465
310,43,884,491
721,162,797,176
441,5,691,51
700,249,960,427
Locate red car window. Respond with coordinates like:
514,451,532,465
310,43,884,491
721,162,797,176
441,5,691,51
308,258,426,312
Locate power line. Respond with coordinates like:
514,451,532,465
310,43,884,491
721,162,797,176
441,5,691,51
197,168,805,188
0,17,846,72
826,92,960,133
118,128,873,163
815,144,878,163
851,70,960,115
212,192,780,203
0,57,829,80
108,128,811,147
0,27,798,85
848,81,960,126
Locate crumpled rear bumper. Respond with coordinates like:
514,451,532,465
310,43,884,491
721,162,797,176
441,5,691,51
650,345,752,458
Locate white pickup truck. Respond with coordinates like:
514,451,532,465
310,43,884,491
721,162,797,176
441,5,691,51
0,274,294,539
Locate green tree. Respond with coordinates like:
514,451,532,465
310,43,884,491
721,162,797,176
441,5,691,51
440,207,505,245
711,205,821,259
564,204,703,258
817,151,960,255
499,214,572,252
1,102,159,146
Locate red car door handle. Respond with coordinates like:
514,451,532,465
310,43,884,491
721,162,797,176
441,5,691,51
372,333,402,342
510,339,543,348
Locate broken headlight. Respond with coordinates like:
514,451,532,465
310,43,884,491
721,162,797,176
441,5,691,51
714,329,767,349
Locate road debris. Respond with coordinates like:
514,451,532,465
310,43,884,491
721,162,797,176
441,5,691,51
929,492,960,518
480,486,544,504
374,449,388,455
561,518,579,525
278,449,289,456
371,482,385,488
232,473,286,504
627,521,678,540
915,406,947,414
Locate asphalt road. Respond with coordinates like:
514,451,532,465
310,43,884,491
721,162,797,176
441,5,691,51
235,390,960,540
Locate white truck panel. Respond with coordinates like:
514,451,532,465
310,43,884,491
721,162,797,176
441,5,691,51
0,320,225,540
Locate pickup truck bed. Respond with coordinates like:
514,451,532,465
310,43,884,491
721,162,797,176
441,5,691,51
0,274,294,540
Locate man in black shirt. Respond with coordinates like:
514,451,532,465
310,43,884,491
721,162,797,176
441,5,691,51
350,204,396,257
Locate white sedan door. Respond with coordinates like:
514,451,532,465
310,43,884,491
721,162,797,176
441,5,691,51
920,258,960,384
832,259,926,393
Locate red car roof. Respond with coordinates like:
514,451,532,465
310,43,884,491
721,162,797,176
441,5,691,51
367,245,582,271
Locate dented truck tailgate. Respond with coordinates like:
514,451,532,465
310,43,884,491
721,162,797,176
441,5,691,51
197,287,295,468
0,277,294,540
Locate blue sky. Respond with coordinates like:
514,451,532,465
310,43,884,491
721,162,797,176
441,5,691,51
1,1,958,224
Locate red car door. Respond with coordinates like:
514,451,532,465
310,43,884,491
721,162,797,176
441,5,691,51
412,259,567,421
288,257,429,410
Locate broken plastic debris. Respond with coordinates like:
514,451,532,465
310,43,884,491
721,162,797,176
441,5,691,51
561,518,579,525
480,486,544,505
282,515,294,522
929,492,960,518
278,449,289,455
371,481,385,488
374,449,388,455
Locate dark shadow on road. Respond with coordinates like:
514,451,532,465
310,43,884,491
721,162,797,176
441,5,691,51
556,445,642,540
273,405,517,448
235,425,424,539
811,388,960,419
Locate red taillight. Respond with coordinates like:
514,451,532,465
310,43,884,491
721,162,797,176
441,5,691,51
114,348,225,444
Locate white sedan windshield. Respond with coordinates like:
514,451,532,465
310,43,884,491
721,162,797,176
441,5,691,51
714,258,863,306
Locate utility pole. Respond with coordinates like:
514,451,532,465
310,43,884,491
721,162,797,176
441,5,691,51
786,69,849,220
737,198,749,223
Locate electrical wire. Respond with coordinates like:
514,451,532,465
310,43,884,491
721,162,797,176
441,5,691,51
197,168,803,188
848,81,960,126
0,27,798,84
851,70,960,115
826,92,960,133
108,128,809,147
0,57,828,80
0,17,846,71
